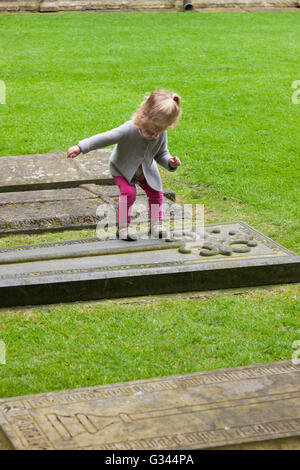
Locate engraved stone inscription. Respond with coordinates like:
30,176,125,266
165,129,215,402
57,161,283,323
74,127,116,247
173,226,259,257
0,361,299,450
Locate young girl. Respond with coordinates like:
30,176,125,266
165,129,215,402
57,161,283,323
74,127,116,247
67,89,181,241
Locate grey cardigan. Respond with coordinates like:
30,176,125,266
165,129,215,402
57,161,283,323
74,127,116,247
78,119,176,191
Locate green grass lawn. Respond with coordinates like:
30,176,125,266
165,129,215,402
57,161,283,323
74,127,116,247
0,11,299,398
0,286,299,398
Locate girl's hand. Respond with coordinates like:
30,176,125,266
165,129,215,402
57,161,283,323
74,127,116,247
67,145,81,159
169,156,181,169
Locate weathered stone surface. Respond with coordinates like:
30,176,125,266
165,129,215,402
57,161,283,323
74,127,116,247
0,222,298,307
0,184,179,233
0,0,298,12
0,187,98,205
184,0,298,8
0,428,13,450
0,0,40,12
39,0,176,12
0,150,112,192
0,361,299,450
215,436,300,449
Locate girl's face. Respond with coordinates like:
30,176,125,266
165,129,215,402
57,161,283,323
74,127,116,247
142,120,169,139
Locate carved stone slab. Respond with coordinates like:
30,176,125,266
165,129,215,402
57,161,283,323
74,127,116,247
0,0,40,12
0,222,299,307
0,184,177,234
1,0,297,13
0,361,299,450
0,150,112,192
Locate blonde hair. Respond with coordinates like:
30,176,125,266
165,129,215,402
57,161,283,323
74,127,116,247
132,89,182,130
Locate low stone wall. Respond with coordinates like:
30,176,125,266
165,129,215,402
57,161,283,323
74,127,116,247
0,1,40,11
40,0,175,12
189,0,299,9
0,0,299,12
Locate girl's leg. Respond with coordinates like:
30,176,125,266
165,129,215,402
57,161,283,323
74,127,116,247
138,178,164,223
113,176,137,227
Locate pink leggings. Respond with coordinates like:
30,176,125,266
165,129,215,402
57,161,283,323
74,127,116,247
113,176,164,225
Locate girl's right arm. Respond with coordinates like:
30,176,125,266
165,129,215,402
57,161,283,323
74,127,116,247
67,121,129,159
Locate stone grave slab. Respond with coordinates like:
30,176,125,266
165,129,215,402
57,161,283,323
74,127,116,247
0,150,179,234
0,360,299,450
0,183,178,234
0,222,299,307
0,149,112,192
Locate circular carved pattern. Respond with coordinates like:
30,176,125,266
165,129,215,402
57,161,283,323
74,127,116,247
199,243,219,257
177,227,260,257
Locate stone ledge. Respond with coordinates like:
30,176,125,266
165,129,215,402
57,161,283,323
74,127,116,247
0,0,299,13
0,428,13,450
0,1,40,12
0,221,299,307
187,0,299,7
40,0,175,12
